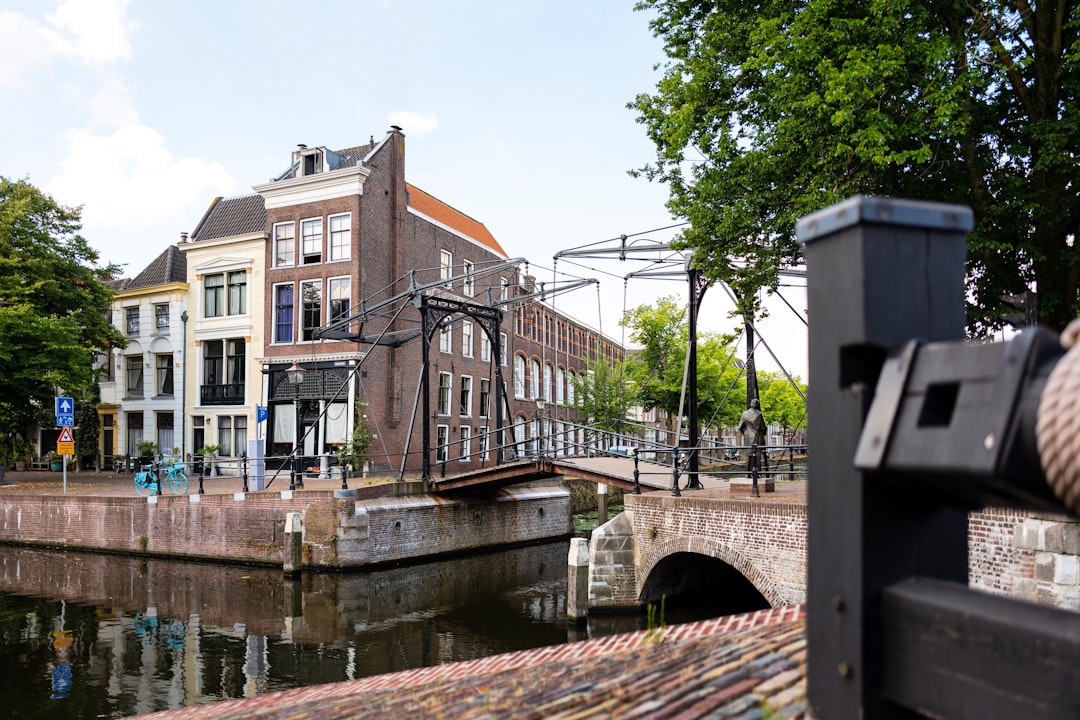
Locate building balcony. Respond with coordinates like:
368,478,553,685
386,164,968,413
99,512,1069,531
201,383,245,405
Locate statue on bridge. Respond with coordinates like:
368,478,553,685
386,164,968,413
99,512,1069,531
737,399,767,470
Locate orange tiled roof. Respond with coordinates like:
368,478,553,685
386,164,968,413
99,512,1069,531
407,183,507,259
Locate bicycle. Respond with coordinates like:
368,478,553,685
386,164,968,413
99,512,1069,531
133,460,189,496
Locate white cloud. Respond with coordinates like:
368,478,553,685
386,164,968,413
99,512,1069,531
46,0,134,66
388,111,439,136
87,75,140,127
46,122,236,265
0,10,67,88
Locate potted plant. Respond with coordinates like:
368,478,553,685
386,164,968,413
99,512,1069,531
14,440,32,472
136,440,158,467
194,444,224,476
337,404,376,478
45,450,63,472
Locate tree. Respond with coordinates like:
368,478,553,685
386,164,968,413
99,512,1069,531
0,178,125,439
758,371,808,442
570,359,639,436
622,295,746,430
631,1,1080,333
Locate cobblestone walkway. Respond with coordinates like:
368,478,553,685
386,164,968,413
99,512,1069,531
137,606,806,719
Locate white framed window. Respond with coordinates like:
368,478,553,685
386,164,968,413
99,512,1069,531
462,321,473,358
501,277,509,301
500,333,508,366
438,371,452,415
440,323,452,353
530,358,541,400
440,249,453,289
567,369,576,405
155,354,173,396
126,355,143,396
328,213,351,261
479,427,489,461
480,333,491,362
460,425,471,460
514,355,526,399
544,363,553,403
204,273,224,317
329,276,351,324
556,367,565,403
155,304,169,332
463,259,475,296
301,217,322,264
459,375,472,416
301,279,322,341
273,222,295,267
227,271,247,315
436,425,449,464
273,283,294,343
479,378,490,419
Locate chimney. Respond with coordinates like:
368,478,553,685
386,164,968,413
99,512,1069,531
180,231,189,243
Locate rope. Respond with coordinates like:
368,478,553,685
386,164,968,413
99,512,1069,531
1036,319,1080,514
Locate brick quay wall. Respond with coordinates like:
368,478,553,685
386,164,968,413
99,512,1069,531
0,485,572,570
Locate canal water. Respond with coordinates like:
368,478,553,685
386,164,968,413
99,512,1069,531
0,542,663,719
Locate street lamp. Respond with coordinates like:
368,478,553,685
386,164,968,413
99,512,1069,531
535,396,547,463
286,362,305,491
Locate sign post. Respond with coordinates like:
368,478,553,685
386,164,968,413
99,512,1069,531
55,398,74,494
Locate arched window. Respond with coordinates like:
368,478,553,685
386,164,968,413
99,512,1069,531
530,358,541,400
513,354,526,399
556,367,565,404
567,369,576,405
544,363,553,403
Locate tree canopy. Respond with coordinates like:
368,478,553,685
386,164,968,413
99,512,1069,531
632,1,1080,333
621,295,746,429
570,358,640,436
757,371,808,440
0,177,124,441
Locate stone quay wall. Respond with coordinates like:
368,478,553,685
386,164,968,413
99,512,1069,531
0,486,572,570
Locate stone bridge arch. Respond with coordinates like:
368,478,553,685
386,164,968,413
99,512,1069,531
637,535,786,609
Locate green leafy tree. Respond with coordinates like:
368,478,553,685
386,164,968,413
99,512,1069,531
631,1,1080,333
571,359,639,436
622,296,746,430
758,371,808,442
0,177,125,439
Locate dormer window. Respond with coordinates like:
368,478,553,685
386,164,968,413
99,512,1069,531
296,146,324,177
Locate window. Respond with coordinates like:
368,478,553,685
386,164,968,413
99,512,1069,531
480,333,491,362
156,412,174,455
274,284,294,343
301,218,322,264
462,321,473,357
329,213,351,261
329,277,351,325
126,307,140,335
463,259,475,296
440,323,452,353
479,427,489,461
220,416,231,458
274,223,295,267
501,277,509,302
126,355,143,397
155,354,173,396
440,250,453,289
233,416,248,457
460,425,471,460
530,359,541,400
544,363,553,403
459,376,472,416
227,271,247,315
219,415,248,457
479,378,490,418
301,280,322,341
126,412,144,456
438,372,452,415
436,425,449,464
514,355,526,399
155,304,169,332
204,340,223,387
556,367,565,404
226,339,245,388
204,274,224,317
567,370,576,405
500,333,508,366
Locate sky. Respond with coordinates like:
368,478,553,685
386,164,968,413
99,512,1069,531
1,0,808,381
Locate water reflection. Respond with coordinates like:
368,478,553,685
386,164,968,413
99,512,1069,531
0,543,651,718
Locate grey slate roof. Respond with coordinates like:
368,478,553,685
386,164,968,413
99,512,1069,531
190,194,267,242
124,245,187,290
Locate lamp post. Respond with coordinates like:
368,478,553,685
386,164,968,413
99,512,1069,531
286,362,304,491
535,396,547,464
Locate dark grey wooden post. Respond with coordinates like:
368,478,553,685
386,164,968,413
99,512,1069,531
798,196,973,718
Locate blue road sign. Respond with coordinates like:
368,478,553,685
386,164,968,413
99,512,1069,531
56,416,75,427
55,396,74,418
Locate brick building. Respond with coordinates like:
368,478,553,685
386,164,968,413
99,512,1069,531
185,127,622,475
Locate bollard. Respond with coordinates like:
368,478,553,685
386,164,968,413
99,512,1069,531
566,537,590,622
631,448,641,495
282,512,303,575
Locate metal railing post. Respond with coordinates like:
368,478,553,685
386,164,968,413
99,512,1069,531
670,447,682,497
632,448,641,495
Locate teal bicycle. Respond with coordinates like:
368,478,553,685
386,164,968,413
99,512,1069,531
134,460,189,496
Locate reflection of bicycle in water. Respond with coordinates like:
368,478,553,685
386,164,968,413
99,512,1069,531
133,460,189,496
